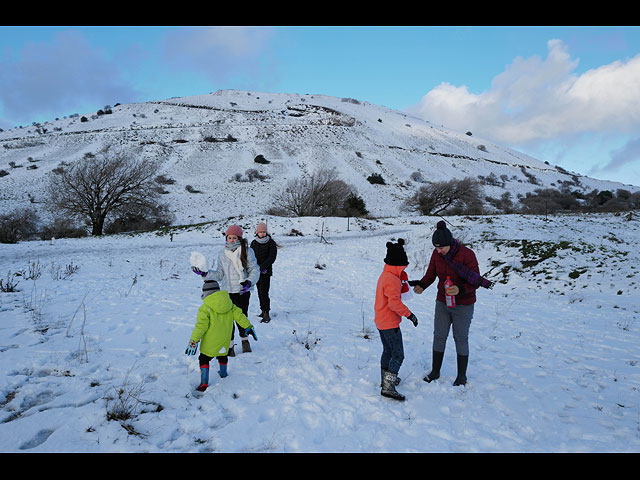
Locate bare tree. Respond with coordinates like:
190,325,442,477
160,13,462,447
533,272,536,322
0,207,39,243
404,177,482,215
272,168,355,217
46,149,163,236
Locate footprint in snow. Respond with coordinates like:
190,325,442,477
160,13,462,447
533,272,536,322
18,429,56,450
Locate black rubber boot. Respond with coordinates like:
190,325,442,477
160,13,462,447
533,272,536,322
453,354,468,386
423,350,444,383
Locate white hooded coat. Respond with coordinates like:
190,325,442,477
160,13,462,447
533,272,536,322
204,244,260,294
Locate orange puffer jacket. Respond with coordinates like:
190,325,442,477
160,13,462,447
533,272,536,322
374,264,412,330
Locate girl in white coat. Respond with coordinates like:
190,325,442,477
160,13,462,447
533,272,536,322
193,225,260,355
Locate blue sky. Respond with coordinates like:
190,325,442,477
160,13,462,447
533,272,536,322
1,26,639,187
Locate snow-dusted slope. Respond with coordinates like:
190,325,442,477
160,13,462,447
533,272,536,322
1,89,636,224
0,213,638,452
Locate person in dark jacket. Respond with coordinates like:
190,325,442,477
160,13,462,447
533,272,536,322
250,222,278,323
411,220,493,386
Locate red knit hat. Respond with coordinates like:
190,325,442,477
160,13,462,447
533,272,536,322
225,225,243,238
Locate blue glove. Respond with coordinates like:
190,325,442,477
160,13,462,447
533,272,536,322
185,340,198,355
245,325,258,341
192,267,206,277
240,280,251,294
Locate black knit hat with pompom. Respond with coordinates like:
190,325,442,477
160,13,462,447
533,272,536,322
432,221,453,247
384,238,409,266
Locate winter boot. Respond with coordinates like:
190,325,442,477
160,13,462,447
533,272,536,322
380,368,401,387
453,354,468,386
423,350,444,383
260,310,271,323
228,343,236,357
381,370,405,401
242,337,252,353
196,365,210,392
218,362,228,378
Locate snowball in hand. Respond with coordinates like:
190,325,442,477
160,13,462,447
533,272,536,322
189,251,208,272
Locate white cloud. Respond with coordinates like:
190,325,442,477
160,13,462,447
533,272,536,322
165,26,271,57
162,27,275,83
408,39,640,145
592,136,640,178
0,30,140,126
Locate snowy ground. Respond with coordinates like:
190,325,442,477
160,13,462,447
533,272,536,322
1,213,639,453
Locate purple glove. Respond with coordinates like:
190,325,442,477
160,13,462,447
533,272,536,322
192,266,206,277
240,280,251,294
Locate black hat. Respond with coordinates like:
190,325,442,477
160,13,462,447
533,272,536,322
202,279,220,299
432,221,453,247
384,238,409,266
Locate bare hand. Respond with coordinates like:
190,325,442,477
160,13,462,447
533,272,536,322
413,285,424,294
445,285,459,296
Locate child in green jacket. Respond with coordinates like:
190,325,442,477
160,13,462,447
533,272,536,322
186,279,257,392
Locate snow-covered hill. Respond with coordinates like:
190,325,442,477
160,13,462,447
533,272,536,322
0,213,639,452
1,89,637,225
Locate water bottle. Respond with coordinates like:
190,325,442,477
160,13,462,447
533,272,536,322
444,276,455,308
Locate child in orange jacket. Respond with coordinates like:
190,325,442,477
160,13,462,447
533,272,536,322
374,238,418,401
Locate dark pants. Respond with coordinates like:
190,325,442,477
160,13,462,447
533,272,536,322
378,327,404,375
256,274,271,313
199,353,228,367
229,291,250,339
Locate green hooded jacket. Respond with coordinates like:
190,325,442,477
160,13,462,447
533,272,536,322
190,290,251,357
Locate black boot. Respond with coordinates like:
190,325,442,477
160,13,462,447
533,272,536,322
423,350,444,383
381,370,405,401
453,354,468,386
260,310,271,323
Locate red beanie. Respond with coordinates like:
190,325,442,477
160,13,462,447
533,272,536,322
225,225,243,238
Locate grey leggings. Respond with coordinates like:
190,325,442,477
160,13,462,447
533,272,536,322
432,301,474,356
